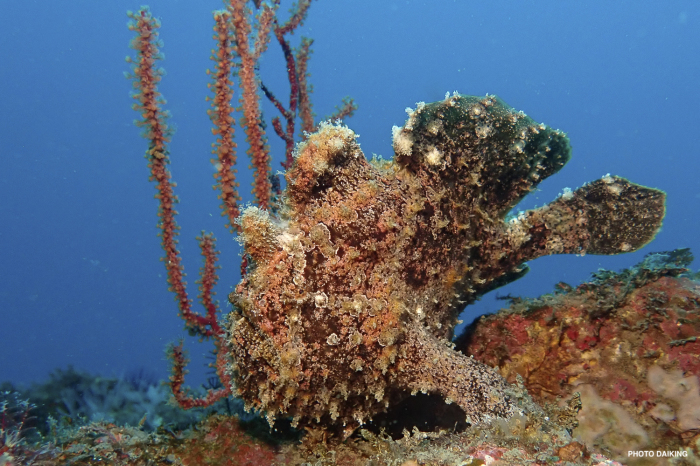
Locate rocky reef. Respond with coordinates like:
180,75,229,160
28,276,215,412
226,93,666,436
42,408,624,465
459,249,700,465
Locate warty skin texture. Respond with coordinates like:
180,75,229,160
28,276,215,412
226,94,666,437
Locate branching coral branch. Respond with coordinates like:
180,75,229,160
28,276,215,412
227,0,274,209
126,8,188,323
260,0,358,169
296,37,315,134
207,11,241,233
326,96,358,124
168,340,232,410
127,7,231,408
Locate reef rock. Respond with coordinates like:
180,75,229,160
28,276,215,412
458,249,700,464
226,93,666,436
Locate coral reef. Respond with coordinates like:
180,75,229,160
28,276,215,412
43,400,623,465
16,367,207,432
227,93,666,436
458,249,700,465
0,391,54,465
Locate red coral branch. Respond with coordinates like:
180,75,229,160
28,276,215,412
326,96,358,124
168,340,231,409
296,37,315,134
127,7,230,408
126,8,189,320
271,22,301,170
277,0,311,35
228,0,273,209
259,1,358,170
169,234,233,408
207,11,241,234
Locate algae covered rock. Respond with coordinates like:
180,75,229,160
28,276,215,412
226,93,666,436
459,249,700,464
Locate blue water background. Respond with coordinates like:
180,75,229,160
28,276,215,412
1,0,698,388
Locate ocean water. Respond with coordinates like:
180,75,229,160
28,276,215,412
1,0,698,392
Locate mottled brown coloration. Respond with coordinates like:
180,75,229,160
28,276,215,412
226,94,665,436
